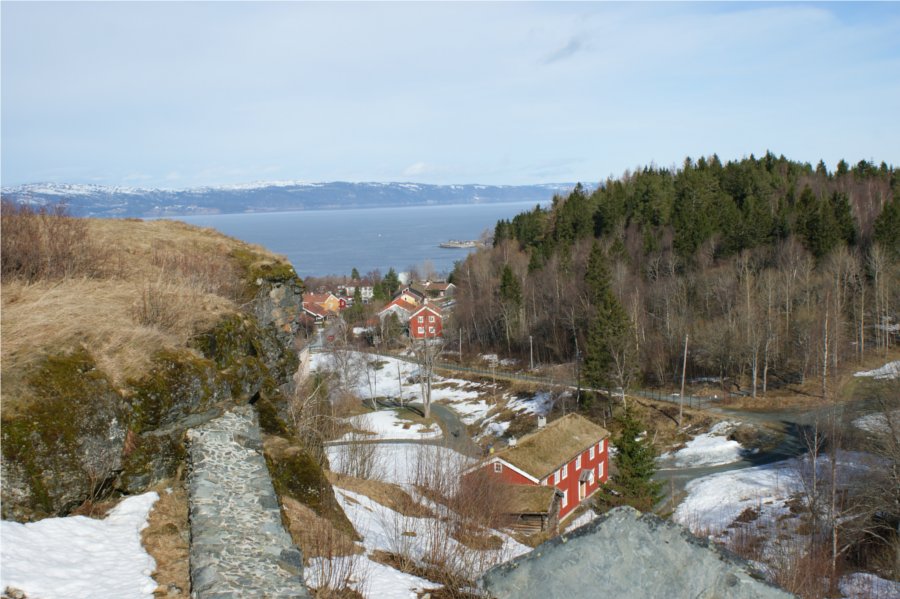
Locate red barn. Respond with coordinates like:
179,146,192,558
408,304,442,339
477,414,610,523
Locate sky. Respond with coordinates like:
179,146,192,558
2,1,899,190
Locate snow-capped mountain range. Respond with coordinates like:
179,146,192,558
1,181,577,218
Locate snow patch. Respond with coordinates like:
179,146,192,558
852,410,900,434
659,421,744,468
854,361,900,380
1,492,160,599
339,411,441,441
839,572,900,599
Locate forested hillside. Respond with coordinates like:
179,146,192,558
453,153,899,394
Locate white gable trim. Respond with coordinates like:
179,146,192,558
473,456,540,484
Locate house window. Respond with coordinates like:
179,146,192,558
417,327,424,335
494,462,502,473
598,462,604,480
561,490,568,508
599,439,605,453
560,465,567,480
429,315,435,322
575,455,581,469
418,316,424,323
428,327,435,334
553,471,559,485
589,446,595,460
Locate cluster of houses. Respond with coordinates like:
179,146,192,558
301,279,455,341
302,277,610,532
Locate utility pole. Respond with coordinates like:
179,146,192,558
679,333,689,426
529,335,534,370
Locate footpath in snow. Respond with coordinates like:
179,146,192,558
0,493,159,599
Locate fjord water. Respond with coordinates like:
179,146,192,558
176,201,546,278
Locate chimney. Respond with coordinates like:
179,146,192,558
537,416,547,428
508,437,517,447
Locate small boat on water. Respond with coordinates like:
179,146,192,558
439,239,481,249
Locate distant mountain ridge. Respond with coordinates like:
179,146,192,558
0,181,578,218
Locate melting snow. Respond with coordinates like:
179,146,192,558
339,411,441,441
659,421,744,469
326,443,473,486
839,572,900,599
0,492,160,599
854,361,900,380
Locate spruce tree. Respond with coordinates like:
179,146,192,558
603,407,663,512
583,243,632,391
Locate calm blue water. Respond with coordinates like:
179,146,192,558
174,201,543,278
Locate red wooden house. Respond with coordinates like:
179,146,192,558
409,304,443,339
476,414,610,524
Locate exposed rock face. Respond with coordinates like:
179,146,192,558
479,506,795,599
1,349,127,520
187,406,309,599
1,272,305,521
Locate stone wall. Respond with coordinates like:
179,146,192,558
187,406,309,599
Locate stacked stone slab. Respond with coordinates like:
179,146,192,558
187,406,309,598
479,506,796,599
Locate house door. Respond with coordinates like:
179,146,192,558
578,481,586,501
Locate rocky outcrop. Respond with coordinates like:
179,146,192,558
479,506,795,599
1,349,127,520
187,406,309,599
1,268,305,521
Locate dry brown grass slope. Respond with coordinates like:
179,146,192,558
1,211,294,412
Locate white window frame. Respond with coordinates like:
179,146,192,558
599,439,605,453
418,315,424,323
589,446,595,460
598,462,604,480
575,455,581,469
417,326,424,335
494,462,502,473
553,471,559,485
561,489,568,508
429,315,435,322
561,465,567,480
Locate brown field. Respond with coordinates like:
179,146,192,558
1,216,292,411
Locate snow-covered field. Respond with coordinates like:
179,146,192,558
659,421,745,469
326,443,473,486
329,487,530,592
674,457,801,533
854,360,900,380
312,350,554,440
675,451,876,535
311,352,481,407
674,451,896,598
338,410,442,441
0,492,159,599
840,572,900,599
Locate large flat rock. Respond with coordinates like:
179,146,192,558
479,506,794,599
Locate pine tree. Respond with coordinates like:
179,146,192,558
600,407,663,512
351,267,360,280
